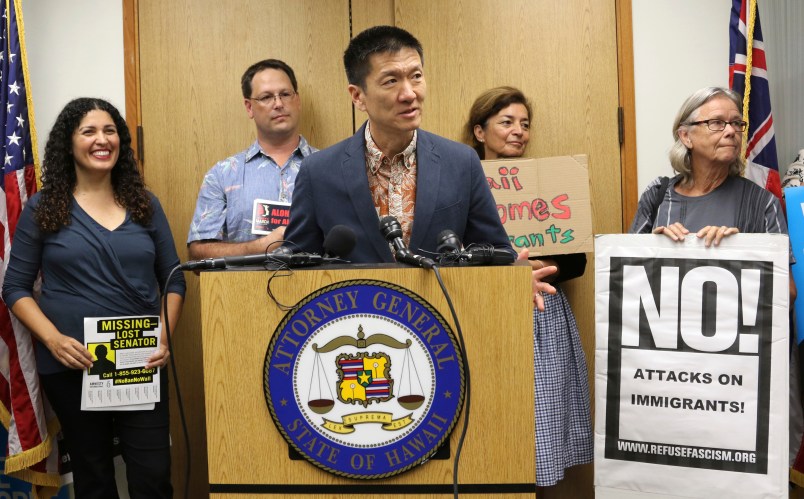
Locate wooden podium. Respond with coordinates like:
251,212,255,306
199,263,535,498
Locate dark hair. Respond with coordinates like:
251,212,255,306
241,59,298,98
35,98,152,232
343,26,424,88
463,86,532,159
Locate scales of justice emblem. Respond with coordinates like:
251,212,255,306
307,324,425,434
265,281,465,479
307,325,424,414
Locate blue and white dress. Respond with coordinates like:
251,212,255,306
532,253,593,486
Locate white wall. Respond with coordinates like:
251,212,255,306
632,0,804,196
632,0,730,196
21,0,125,164
762,1,804,168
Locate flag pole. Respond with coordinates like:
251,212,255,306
740,0,757,162
13,0,40,189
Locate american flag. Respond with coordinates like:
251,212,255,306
0,0,60,491
728,0,781,200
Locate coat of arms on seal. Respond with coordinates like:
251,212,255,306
264,280,465,479
334,343,394,409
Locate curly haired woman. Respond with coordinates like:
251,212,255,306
2,97,185,498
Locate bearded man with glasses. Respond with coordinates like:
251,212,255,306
188,59,317,258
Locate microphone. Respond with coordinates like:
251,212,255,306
180,226,355,271
460,246,517,266
179,249,323,271
435,230,515,266
436,229,462,254
323,225,356,260
378,216,435,269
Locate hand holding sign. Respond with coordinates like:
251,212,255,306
516,248,556,312
653,222,739,247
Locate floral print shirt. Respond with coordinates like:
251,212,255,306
364,123,418,246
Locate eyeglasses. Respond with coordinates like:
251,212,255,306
687,119,748,132
249,91,296,105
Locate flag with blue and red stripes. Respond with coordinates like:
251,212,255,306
0,0,60,492
728,0,781,199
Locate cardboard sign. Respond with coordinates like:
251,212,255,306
594,234,789,499
482,155,592,256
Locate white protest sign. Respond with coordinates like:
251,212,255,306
594,234,789,499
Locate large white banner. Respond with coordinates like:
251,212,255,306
594,234,789,499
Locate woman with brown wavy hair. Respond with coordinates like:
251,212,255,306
464,87,593,488
2,97,185,498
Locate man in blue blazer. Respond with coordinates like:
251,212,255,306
285,25,517,266
286,121,513,263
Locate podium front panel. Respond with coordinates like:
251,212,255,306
200,265,535,496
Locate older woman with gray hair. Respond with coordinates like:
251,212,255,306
629,86,787,243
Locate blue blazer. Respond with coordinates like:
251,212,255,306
284,123,514,264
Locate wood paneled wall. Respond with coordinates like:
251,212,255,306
134,1,625,497
137,2,352,496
